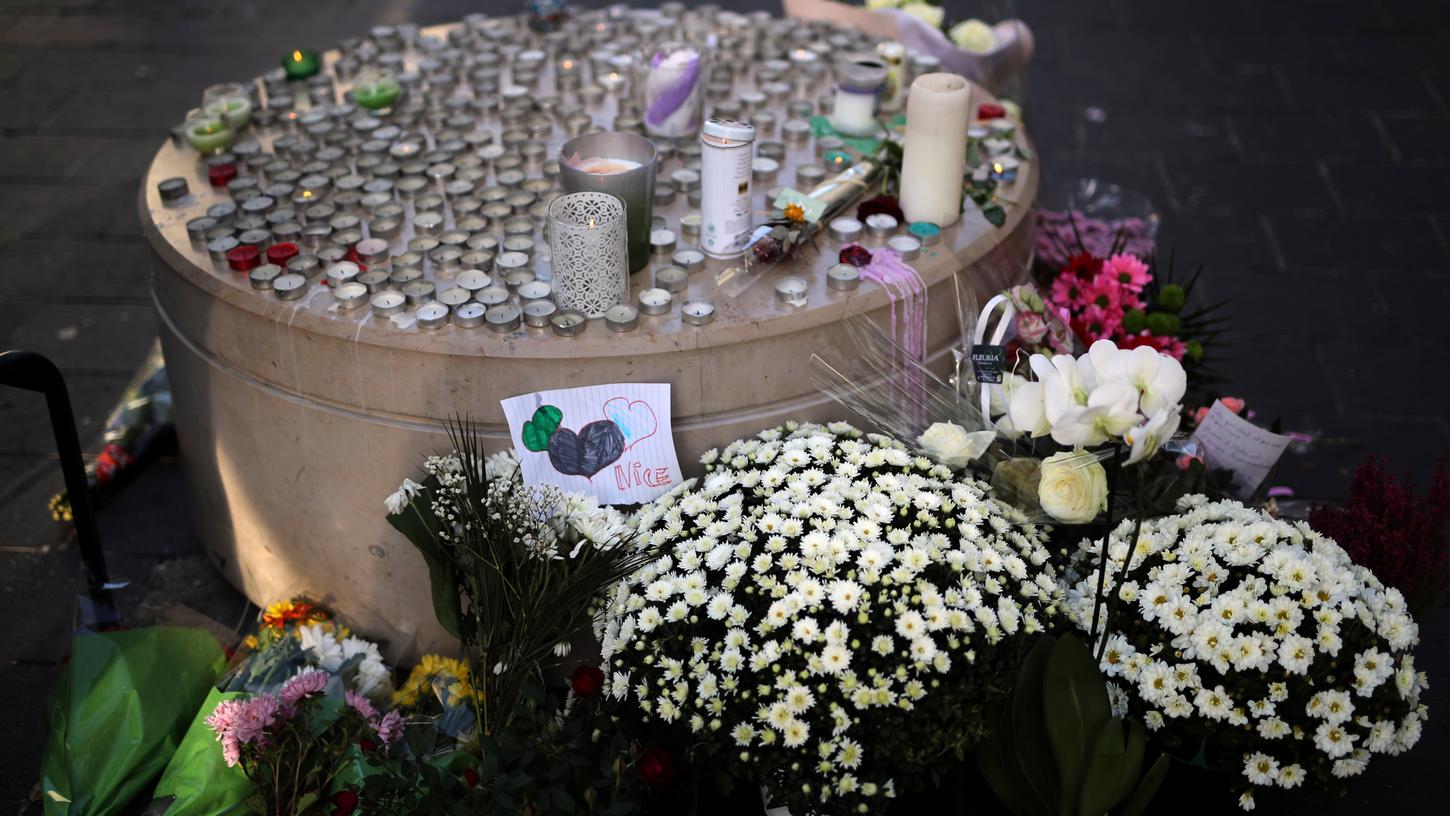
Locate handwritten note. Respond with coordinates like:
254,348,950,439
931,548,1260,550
1191,400,1292,498
501,383,682,505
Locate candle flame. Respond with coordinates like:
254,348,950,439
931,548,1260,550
562,59,575,70
588,217,596,228
292,50,305,62
993,162,1004,174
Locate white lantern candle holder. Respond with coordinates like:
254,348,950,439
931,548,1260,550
547,191,629,319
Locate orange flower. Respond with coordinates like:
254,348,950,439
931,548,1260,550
783,202,806,223
261,599,329,630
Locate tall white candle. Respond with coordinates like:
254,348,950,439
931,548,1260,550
899,73,972,228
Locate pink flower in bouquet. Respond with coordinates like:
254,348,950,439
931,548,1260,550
1082,273,1133,313
205,697,245,739
345,689,378,721
279,669,329,715
220,733,242,767
1220,396,1246,414
1014,311,1049,345
1072,305,1123,343
1121,330,1186,360
233,694,280,746
1048,273,1089,309
1101,253,1151,292
375,709,405,744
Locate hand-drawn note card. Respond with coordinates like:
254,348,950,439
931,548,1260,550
1191,400,1293,498
501,383,683,505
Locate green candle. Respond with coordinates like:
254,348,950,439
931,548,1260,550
184,115,235,154
282,48,320,80
204,96,252,130
352,73,401,111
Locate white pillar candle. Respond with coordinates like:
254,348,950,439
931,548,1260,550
899,73,972,228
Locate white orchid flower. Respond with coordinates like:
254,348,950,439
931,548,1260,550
1124,406,1182,465
1120,345,1188,417
1049,380,1141,447
1034,352,1099,428
1007,380,1049,438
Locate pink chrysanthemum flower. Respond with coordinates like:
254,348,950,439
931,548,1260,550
220,733,242,768
375,709,405,744
204,698,245,740
1048,273,1089,309
232,694,280,746
280,669,329,710
1101,253,1152,292
345,689,378,721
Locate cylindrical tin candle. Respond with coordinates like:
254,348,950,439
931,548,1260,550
699,117,755,259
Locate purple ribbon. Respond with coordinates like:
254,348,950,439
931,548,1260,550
859,246,929,399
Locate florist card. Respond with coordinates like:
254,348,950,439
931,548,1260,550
501,383,683,505
1192,399,1292,499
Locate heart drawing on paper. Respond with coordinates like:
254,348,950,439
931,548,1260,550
547,420,626,479
603,397,658,450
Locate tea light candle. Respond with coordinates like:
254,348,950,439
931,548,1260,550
457,269,492,292
185,115,235,155
605,303,639,331
283,48,321,81
828,217,863,243
824,150,852,171
273,273,308,300
654,265,688,292
227,244,262,272
671,249,705,274
650,228,677,256
402,280,435,304
158,177,189,202
416,302,450,329
486,303,522,332
249,264,281,290
775,276,808,305
438,286,472,309
888,235,922,260
681,299,715,325
990,156,1020,183
476,285,511,307
495,250,530,275
333,281,370,309
325,261,360,287
454,302,486,328
865,213,899,238
638,287,672,315
517,280,552,302
353,71,401,111
551,309,587,336
782,119,811,142
523,300,558,327
908,221,942,245
679,213,702,238
751,157,779,182
504,270,536,291
827,263,861,290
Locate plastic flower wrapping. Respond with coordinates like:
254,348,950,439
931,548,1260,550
222,598,392,702
598,421,1061,812
1065,496,1428,810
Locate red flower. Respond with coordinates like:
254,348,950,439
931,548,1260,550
1064,252,1103,279
570,664,605,697
839,244,873,267
637,747,675,788
855,194,905,224
330,790,359,816
463,768,480,788
977,103,1006,120
358,736,378,752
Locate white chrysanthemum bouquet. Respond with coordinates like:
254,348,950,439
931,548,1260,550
599,422,1061,813
1065,496,1428,811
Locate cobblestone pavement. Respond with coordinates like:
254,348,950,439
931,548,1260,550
2,0,1448,812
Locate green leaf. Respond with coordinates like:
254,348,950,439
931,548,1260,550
1043,635,1112,814
1111,720,1147,807
1077,719,1127,816
1119,754,1169,816
1009,636,1059,816
386,494,463,638
523,405,563,452
983,203,1007,228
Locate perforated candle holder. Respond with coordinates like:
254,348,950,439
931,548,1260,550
547,191,629,319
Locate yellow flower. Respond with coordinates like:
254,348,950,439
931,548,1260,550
784,202,806,223
393,654,477,709
900,2,945,30
243,634,260,650
949,19,997,53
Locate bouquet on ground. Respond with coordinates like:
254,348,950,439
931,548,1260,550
1065,496,1429,811
600,421,1061,813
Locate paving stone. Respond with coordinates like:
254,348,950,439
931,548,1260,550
1039,151,1178,214
1168,159,1335,214
0,300,157,373
1081,111,1235,159
1319,337,1450,416
1267,215,1449,271
0,372,135,458
1200,32,1346,72
1198,266,1387,340
0,662,60,801
0,135,159,182
1230,111,1391,164
1251,1,1394,35
1373,271,1450,332
1154,214,1279,274
1144,65,1289,111
0,237,152,301
1327,164,1450,216
1379,114,1450,163
1281,68,1444,113
0,180,145,237
0,548,80,663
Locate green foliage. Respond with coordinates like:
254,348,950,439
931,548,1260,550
976,635,1168,816
1145,312,1179,337
1155,283,1185,312
1120,308,1146,334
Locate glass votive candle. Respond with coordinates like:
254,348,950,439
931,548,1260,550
183,113,235,155
352,69,402,112
831,54,887,137
202,82,253,130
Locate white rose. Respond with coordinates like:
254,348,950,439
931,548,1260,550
900,2,945,30
949,19,997,53
916,421,995,468
1037,451,1108,524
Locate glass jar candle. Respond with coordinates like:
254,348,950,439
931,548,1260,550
183,112,235,155
830,55,888,137
202,82,252,130
352,69,401,112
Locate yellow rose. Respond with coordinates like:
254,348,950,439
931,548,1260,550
1037,451,1108,524
900,2,945,30
949,19,997,53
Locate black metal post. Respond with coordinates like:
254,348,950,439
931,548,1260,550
0,350,114,602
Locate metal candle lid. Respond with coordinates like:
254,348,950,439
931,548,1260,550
332,281,370,309
681,299,716,325
638,287,672,315
605,304,639,332
522,299,557,327
550,309,587,336
453,302,486,328
371,289,407,316
672,249,705,274
273,273,308,300
828,217,863,243
485,303,522,332
416,302,450,329
827,263,861,290
249,264,282,290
